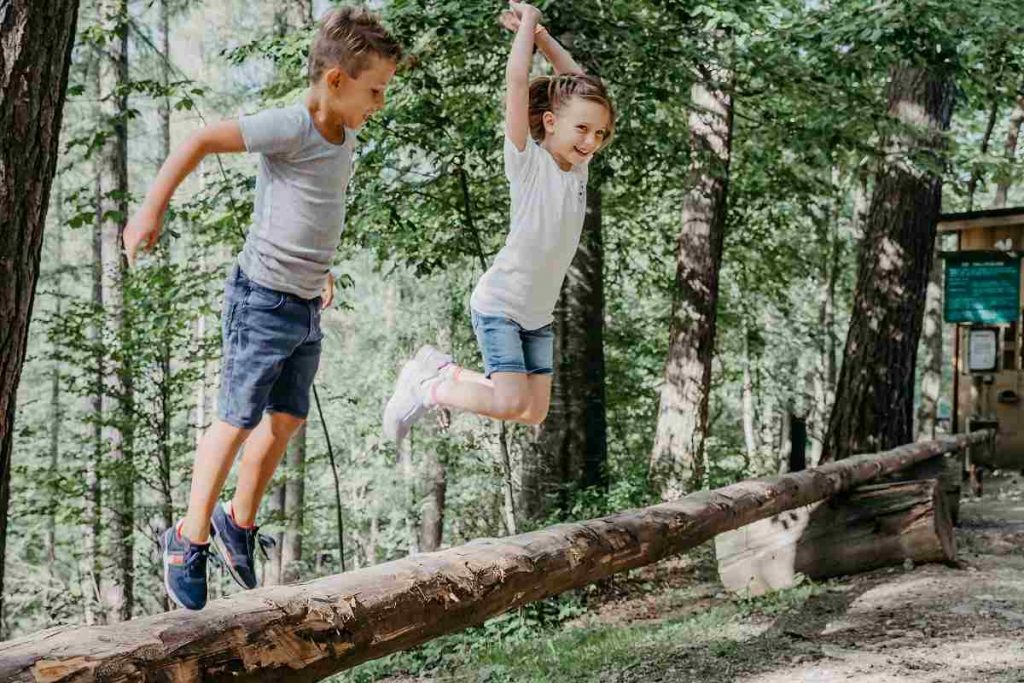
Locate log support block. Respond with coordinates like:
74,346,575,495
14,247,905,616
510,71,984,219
716,477,955,596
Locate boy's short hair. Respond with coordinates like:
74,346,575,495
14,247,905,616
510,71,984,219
308,6,402,82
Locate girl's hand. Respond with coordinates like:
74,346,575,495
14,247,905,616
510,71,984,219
508,1,541,23
123,206,163,267
499,9,520,33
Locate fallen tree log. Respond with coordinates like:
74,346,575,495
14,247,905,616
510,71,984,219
716,478,955,595
0,432,991,683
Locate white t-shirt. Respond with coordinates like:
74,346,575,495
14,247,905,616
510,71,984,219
470,137,590,330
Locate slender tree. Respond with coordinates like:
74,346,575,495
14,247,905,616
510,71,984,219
97,0,134,621
994,88,1024,209
650,51,735,498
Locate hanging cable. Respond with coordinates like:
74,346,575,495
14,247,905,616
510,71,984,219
313,384,346,572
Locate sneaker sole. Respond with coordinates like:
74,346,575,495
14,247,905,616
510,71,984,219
210,514,257,590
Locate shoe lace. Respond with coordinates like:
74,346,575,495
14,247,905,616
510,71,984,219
184,544,210,572
248,526,276,562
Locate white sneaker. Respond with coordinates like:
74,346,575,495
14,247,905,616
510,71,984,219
383,359,432,443
414,344,453,375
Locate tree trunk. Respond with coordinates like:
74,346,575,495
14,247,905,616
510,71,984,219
741,326,758,466
917,239,943,440
524,186,607,519
263,484,285,587
418,449,445,552
966,98,999,211
47,185,65,571
97,0,134,622
0,0,80,638
0,433,989,682
994,91,1024,209
823,65,956,462
281,424,306,583
650,59,734,498
85,62,106,625
154,0,174,614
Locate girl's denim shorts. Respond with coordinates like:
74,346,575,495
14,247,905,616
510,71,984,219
471,309,554,377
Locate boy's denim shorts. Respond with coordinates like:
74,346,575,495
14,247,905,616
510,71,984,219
217,265,323,429
471,309,554,377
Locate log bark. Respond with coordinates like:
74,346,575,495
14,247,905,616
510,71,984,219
0,432,989,683
0,0,80,636
823,65,956,461
716,477,954,595
650,56,734,498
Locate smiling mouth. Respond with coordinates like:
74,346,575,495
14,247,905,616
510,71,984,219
574,146,591,156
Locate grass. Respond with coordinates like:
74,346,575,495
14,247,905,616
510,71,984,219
330,576,827,683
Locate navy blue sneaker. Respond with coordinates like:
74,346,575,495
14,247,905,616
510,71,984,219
162,523,209,610
210,502,260,589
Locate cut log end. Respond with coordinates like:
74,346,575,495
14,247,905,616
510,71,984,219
717,477,956,596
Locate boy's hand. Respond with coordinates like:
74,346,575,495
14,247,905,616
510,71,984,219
123,206,162,267
321,272,335,310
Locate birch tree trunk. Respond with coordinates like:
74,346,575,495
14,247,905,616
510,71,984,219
98,0,134,622
650,55,734,498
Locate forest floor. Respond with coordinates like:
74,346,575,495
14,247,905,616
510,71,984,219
358,472,1024,683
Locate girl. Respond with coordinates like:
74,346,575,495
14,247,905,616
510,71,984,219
383,1,614,443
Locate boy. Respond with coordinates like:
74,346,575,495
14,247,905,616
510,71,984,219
123,7,402,610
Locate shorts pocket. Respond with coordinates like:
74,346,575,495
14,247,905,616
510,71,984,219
246,286,286,311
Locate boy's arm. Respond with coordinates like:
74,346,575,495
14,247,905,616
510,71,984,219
504,1,541,152
499,10,584,74
124,120,246,266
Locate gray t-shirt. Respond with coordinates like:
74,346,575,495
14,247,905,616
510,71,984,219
237,104,356,299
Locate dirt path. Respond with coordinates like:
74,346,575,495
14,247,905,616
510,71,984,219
610,472,1024,683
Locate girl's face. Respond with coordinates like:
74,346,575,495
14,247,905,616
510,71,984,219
542,97,612,169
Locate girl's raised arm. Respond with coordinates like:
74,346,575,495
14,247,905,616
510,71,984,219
499,10,584,75
504,1,541,151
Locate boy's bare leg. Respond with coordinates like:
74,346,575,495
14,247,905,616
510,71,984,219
231,411,305,527
181,419,251,543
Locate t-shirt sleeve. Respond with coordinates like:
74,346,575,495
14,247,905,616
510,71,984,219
504,136,540,184
238,106,307,156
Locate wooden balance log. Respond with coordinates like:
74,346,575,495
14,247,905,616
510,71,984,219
716,477,955,596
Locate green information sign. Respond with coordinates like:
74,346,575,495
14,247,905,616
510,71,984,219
943,251,1021,324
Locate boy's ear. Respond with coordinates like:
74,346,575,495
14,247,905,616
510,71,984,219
324,66,351,91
